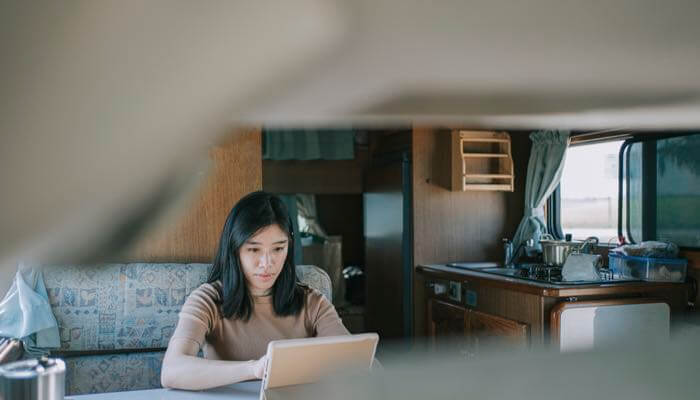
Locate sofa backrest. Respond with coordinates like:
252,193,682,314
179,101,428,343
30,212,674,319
41,263,332,395
43,263,332,353
43,263,210,352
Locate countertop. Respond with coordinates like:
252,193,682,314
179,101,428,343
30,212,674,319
417,263,688,298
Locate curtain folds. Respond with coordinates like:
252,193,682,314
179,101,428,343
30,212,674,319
510,131,570,263
277,194,303,265
296,194,328,239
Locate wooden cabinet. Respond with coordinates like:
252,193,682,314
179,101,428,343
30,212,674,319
428,299,468,352
428,299,467,336
427,298,529,355
467,310,530,351
419,264,689,353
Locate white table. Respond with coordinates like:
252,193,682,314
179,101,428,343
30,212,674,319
69,381,261,400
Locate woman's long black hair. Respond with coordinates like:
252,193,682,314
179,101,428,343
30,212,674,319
208,191,304,320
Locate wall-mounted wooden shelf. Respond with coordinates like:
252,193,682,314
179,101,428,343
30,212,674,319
436,130,514,192
462,153,509,158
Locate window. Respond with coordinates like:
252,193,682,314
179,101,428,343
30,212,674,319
556,140,624,244
551,133,700,249
622,133,700,248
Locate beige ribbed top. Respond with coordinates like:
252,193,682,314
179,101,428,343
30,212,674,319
169,282,349,361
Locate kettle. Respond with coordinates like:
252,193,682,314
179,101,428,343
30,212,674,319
0,356,65,400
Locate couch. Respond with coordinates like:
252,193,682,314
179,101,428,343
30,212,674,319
42,263,332,395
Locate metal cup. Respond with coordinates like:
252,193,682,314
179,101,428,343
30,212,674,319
0,357,65,400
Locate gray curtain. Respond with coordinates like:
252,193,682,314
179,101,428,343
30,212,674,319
277,194,303,265
510,131,570,262
262,129,355,160
296,194,328,238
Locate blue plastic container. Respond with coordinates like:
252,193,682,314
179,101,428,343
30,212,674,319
608,253,687,282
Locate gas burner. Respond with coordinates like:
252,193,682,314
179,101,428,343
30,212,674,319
450,262,641,286
598,268,614,280
538,266,560,281
514,264,564,282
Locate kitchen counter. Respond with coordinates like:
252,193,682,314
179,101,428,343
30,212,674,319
419,262,690,347
417,263,689,298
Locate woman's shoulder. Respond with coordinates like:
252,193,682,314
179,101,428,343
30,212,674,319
300,285,332,310
187,281,222,305
298,285,349,335
177,281,223,330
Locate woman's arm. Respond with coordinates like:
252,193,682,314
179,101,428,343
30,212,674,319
160,283,266,391
310,291,384,370
161,337,266,391
311,291,351,337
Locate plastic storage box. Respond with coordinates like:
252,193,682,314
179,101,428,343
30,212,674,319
609,253,688,282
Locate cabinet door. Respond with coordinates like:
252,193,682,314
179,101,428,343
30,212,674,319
427,298,468,353
466,310,529,352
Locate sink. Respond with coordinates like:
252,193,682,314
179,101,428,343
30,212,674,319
447,262,500,269
446,263,524,277
480,267,519,273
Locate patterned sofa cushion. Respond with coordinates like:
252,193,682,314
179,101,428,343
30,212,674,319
41,263,332,395
43,263,211,352
63,351,164,395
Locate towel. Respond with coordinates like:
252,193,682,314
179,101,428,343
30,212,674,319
562,254,602,282
0,265,60,356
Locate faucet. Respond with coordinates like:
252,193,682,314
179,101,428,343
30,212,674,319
580,236,600,254
503,238,513,267
505,238,536,267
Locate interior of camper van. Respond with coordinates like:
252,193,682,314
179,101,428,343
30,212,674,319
2,2,700,400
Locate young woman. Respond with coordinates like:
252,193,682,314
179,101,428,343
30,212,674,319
160,191,349,390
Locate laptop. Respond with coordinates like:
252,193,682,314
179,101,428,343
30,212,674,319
260,333,379,400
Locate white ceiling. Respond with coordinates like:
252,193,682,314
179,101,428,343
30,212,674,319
2,0,699,268
244,0,700,130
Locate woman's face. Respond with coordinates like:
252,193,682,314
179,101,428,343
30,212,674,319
238,224,289,295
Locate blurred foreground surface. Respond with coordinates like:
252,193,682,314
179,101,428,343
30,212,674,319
281,326,700,400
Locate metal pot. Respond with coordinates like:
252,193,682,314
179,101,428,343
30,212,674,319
539,234,599,267
0,357,65,400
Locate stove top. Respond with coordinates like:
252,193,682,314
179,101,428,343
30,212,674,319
448,263,640,285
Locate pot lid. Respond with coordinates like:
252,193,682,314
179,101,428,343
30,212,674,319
539,239,583,246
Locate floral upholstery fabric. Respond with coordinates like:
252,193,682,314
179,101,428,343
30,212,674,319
43,263,211,352
41,263,331,395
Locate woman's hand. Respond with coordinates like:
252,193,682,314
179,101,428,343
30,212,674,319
250,355,268,379
162,337,270,390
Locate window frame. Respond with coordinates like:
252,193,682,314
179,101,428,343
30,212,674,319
547,139,624,246
549,132,700,250
547,185,564,239
619,133,700,250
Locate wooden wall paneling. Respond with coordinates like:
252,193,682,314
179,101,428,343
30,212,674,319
412,127,531,337
262,147,368,194
368,130,412,158
127,127,262,262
